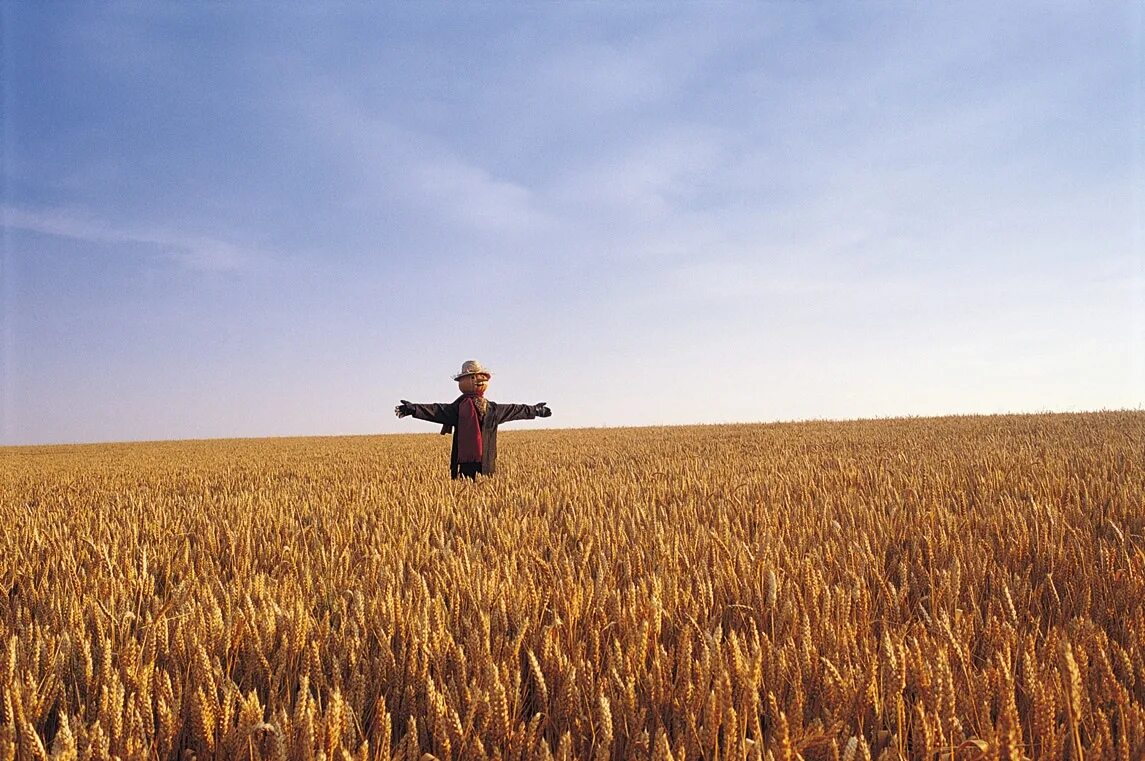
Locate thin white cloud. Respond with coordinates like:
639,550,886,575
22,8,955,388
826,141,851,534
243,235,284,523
521,7,767,116
0,206,268,272
658,261,856,301
408,157,545,236
293,87,553,241
548,127,730,220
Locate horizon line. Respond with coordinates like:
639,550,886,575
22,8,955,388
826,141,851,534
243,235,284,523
3,407,1142,451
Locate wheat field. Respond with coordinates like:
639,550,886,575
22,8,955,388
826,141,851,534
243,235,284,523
1,412,1142,760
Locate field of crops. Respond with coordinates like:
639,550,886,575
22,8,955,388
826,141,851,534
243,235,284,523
1,412,1142,760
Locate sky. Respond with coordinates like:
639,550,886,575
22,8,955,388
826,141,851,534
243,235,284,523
1,2,1142,446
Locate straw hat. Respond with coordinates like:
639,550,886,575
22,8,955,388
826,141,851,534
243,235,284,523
452,360,492,381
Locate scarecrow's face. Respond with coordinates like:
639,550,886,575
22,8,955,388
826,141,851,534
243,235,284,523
458,374,490,395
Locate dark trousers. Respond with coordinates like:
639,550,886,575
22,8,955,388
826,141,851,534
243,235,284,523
455,462,483,480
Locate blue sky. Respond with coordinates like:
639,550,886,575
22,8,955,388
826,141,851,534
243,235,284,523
1,3,1142,445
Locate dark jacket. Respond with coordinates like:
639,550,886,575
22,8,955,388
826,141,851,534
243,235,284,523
405,396,539,477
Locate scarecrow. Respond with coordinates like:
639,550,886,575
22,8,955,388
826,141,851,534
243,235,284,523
395,360,552,479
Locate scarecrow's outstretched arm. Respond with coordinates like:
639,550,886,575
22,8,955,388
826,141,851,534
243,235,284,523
493,402,552,425
395,401,457,426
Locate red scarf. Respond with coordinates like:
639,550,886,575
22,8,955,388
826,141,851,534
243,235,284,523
456,394,484,463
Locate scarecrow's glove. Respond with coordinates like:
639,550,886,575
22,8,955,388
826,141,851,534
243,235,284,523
533,402,552,418
395,400,415,418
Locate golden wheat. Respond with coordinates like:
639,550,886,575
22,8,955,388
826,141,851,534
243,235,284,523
1,412,1142,759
